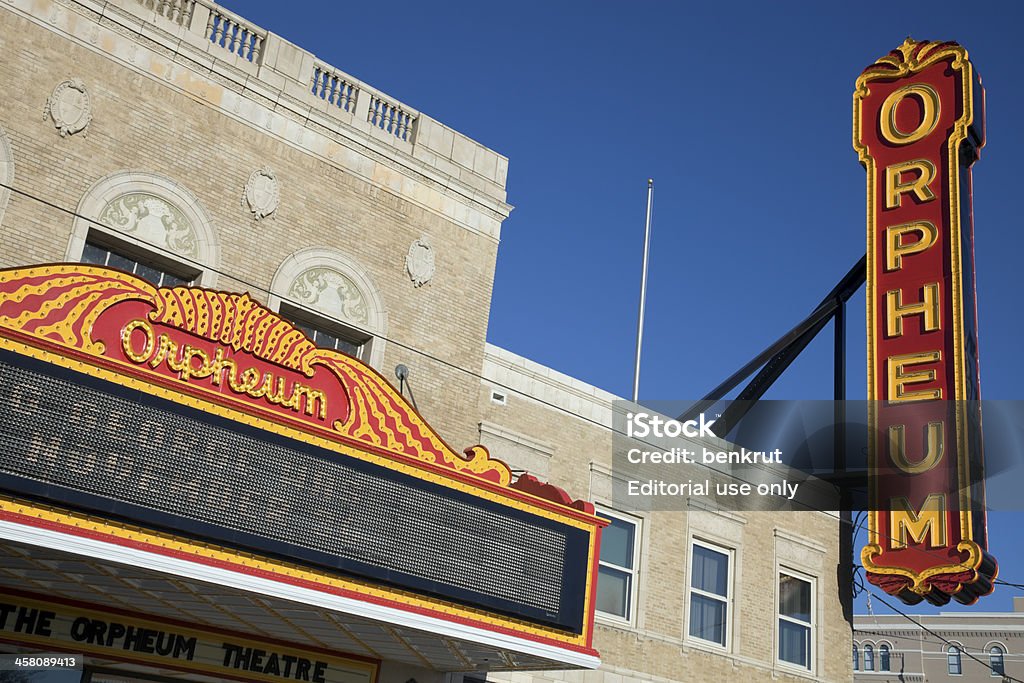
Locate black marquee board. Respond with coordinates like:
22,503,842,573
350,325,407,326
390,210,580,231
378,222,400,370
0,348,590,634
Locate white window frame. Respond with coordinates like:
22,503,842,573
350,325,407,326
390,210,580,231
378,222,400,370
0,124,13,230
989,644,1005,677
879,642,891,672
776,568,816,673
863,643,875,671
947,644,963,676
594,506,641,627
686,538,733,649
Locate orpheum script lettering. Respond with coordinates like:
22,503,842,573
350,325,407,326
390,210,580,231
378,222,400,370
121,319,327,419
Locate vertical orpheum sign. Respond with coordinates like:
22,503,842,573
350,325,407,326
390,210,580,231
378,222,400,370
855,38,997,605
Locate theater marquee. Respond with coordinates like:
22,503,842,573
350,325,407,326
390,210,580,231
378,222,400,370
855,38,997,605
0,264,605,667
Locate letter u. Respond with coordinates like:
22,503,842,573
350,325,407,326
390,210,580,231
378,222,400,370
888,421,944,474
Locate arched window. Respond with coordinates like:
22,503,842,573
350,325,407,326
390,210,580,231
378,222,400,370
879,643,891,672
948,645,962,675
852,644,859,671
68,171,220,287
990,645,1005,676
864,644,874,671
270,248,387,368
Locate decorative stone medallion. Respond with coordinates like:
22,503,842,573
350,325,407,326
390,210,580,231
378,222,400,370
243,166,280,220
43,79,92,137
405,237,435,287
288,268,368,324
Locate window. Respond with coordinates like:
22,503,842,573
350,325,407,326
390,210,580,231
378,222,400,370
990,645,1005,676
269,249,387,369
778,572,813,669
595,509,638,622
853,644,859,671
281,304,370,360
948,645,962,675
69,171,220,288
80,238,196,287
879,643,891,672
864,644,874,671
688,541,730,646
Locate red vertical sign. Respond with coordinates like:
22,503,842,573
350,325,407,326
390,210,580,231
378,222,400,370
855,38,996,605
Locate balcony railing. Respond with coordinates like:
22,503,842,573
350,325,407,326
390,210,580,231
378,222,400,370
130,0,431,148
139,0,195,26
204,4,264,62
367,94,416,142
311,63,359,114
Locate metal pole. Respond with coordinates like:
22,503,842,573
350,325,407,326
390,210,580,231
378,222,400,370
632,179,654,403
834,301,846,467
834,301,853,625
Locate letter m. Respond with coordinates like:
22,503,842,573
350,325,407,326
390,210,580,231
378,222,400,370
889,493,946,549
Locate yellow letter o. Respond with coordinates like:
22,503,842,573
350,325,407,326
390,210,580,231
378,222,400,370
880,84,940,145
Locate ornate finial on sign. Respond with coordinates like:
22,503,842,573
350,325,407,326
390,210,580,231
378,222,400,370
43,79,92,137
897,36,919,60
859,38,966,82
243,166,280,220
405,237,435,287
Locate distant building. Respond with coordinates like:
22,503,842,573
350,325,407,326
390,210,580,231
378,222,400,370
0,0,851,681
853,597,1024,682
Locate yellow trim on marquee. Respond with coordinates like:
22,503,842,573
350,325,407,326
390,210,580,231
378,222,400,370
0,493,591,648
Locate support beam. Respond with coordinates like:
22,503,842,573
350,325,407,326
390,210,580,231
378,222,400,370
677,255,865,427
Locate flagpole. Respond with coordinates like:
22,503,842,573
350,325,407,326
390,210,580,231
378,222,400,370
632,179,654,403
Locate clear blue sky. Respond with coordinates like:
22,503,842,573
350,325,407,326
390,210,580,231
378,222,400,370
222,1,1024,615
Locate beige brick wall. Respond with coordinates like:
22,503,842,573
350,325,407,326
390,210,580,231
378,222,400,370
479,347,853,682
0,0,506,449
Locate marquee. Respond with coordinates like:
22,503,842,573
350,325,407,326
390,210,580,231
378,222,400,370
0,264,604,664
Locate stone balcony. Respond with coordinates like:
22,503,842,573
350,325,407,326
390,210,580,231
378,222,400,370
33,0,511,233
